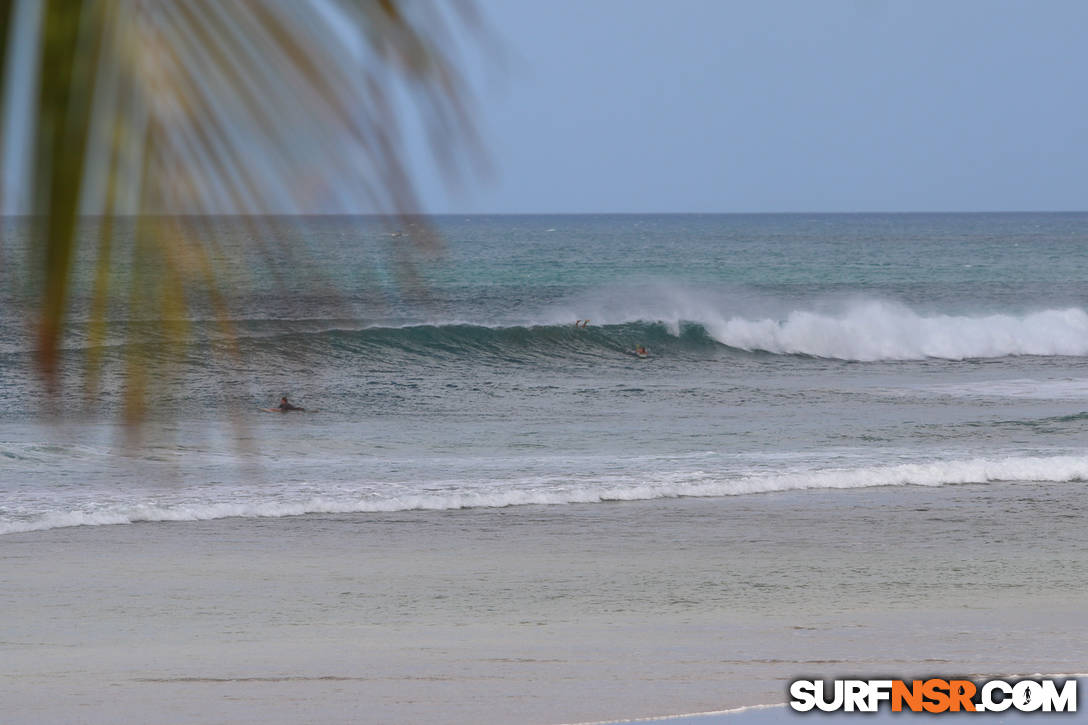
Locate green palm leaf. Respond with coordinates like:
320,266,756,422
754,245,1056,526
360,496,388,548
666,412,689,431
0,0,482,423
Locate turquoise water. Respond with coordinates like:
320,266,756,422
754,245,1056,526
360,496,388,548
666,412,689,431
2,213,1088,533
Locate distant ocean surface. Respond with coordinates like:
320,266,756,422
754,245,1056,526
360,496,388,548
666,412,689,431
3,213,1088,535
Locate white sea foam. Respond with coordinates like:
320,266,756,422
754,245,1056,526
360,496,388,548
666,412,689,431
4,455,1086,535
561,702,783,724
700,302,1088,360
544,287,1088,360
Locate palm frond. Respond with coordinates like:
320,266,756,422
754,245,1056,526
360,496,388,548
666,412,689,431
0,0,482,422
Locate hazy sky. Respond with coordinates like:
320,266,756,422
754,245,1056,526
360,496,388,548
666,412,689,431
415,0,1088,214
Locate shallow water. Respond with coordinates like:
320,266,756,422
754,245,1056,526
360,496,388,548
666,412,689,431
3,485,1085,724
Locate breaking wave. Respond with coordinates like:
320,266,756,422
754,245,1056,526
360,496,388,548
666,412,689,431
241,296,1088,362
241,301,1088,362
9,299,1088,363
4,454,1086,535
691,301,1088,361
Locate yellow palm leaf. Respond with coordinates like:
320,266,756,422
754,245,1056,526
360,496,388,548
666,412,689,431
0,0,482,423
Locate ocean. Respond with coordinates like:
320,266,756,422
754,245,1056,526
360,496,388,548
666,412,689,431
3,213,1087,723
4,213,1088,533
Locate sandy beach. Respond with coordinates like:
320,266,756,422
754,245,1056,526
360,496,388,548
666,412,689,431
3,482,1085,724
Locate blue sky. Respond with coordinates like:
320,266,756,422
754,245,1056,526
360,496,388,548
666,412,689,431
415,0,1088,214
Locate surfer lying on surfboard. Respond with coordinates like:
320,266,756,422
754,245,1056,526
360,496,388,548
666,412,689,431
277,396,304,412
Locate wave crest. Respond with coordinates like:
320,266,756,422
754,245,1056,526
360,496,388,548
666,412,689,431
18,299,1088,363
287,302,1088,362
698,301,1088,360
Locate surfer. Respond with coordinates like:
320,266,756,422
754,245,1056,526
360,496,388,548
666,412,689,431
636,345,647,357
278,396,305,412
575,319,589,328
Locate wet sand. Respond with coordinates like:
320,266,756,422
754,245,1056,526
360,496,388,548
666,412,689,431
3,484,1086,724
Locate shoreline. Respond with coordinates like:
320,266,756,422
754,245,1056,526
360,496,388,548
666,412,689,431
4,485,1086,724
560,703,787,724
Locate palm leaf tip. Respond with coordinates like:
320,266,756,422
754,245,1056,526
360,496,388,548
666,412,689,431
1,0,486,421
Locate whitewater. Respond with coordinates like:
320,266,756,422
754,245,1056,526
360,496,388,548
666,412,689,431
4,452,1087,536
355,298,1088,361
